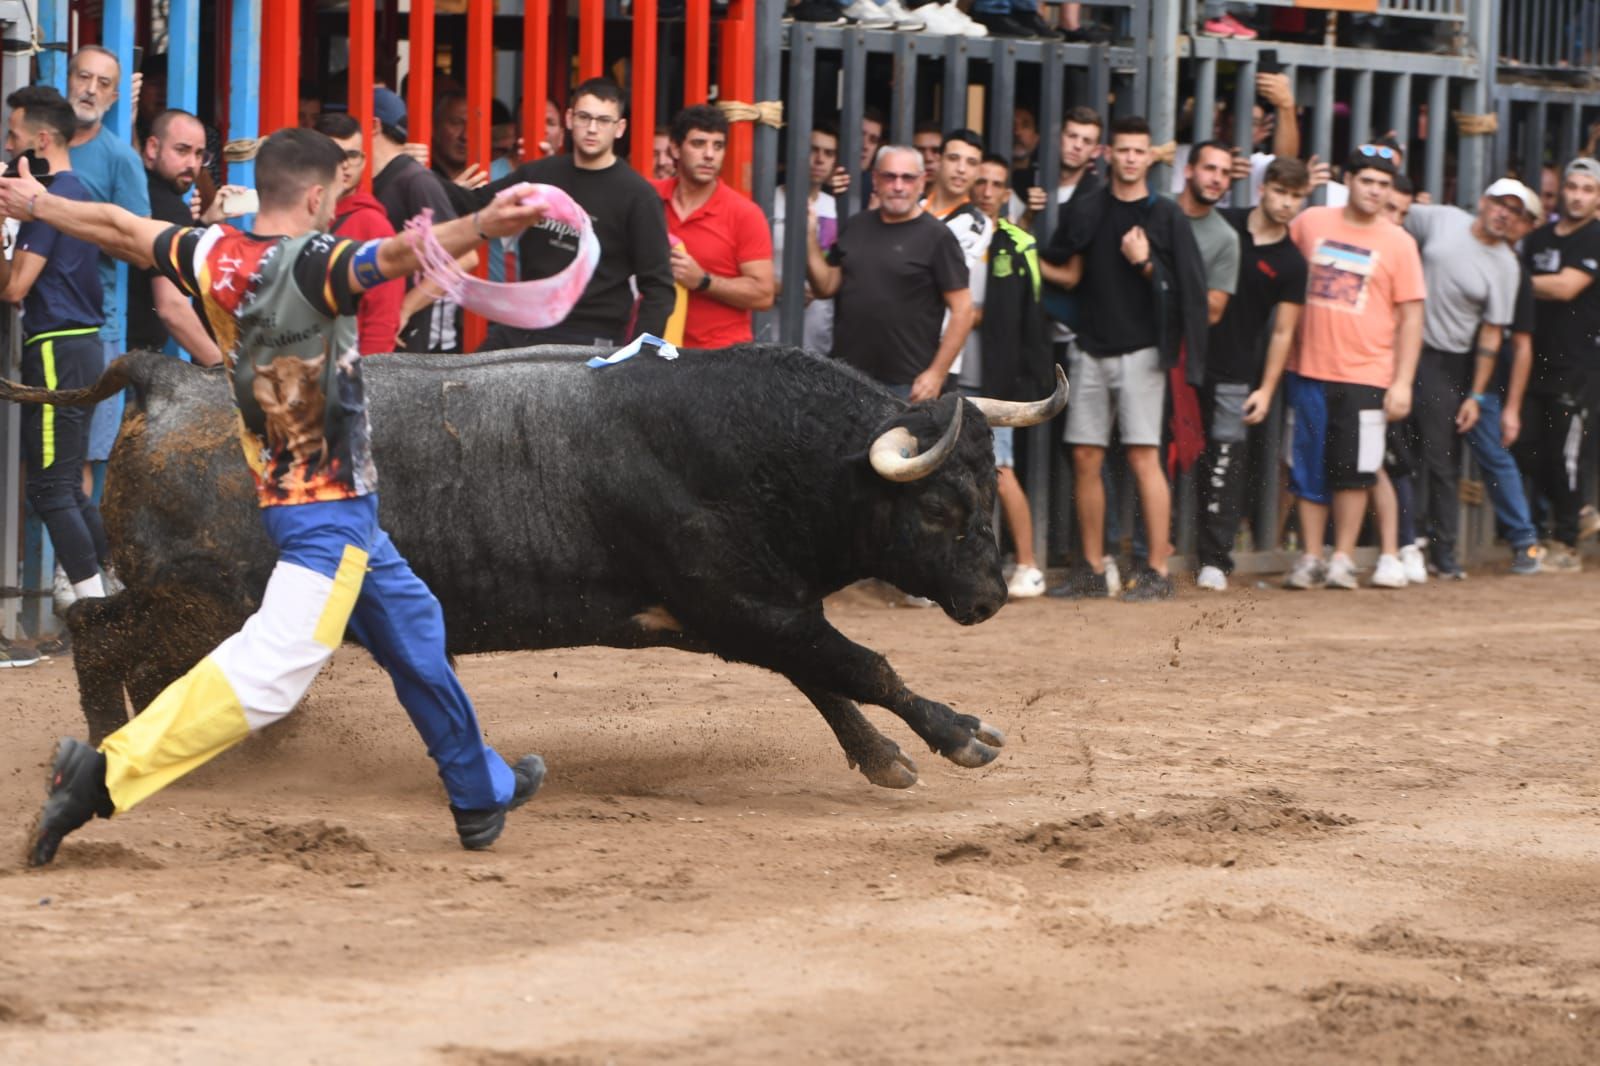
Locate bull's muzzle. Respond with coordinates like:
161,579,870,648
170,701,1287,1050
965,365,1069,427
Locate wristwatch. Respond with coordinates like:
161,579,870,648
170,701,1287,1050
696,273,713,292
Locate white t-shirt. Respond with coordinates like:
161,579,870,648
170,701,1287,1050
931,200,993,378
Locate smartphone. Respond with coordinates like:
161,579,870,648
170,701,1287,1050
220,188,259,217
3,149,53,185
132,45,145,73
1257,49,1281,75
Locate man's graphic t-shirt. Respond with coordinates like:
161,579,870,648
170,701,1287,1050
153,224,376,507
1289,207,1426,389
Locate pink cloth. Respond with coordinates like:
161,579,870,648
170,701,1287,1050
403,182,600,330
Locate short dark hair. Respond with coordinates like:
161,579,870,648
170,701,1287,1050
812,118,839,140
150,108,204,142
980,152,1010,170
1109,114,1151,141
572,77,626,117
491,99,513,127
1392,172,1415,196
914,118,942,137
255,127,346,211
7,85,77,146
1263,155,1310,192
863,106,887,130
940,128,984,155
1063,106,1104,132
434,89,466,120
1189,139,1232,167
1345,146,1398,180
671,103,728,144
313,111,361,140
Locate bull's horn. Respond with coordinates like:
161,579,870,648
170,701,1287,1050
966,365,1069,427
869,400,964,482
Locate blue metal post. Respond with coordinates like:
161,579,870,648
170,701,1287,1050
230,0,263,197
169,0,202,114
37,0,69,91
102,0,136,140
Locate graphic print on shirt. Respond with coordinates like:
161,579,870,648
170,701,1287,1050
159,225,375,507
1307,238,1379,313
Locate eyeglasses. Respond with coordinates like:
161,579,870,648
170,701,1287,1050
877,171,922,185
1358,144,1399,160
571,111,618,129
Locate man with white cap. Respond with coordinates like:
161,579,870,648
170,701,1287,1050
1518,157,1600,571
1398,177,1525,581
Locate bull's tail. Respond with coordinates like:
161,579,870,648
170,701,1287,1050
0,354,140,408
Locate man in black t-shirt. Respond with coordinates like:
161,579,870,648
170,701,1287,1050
129,108,220,364
472,78,674,350
1517,157,1600,564
805,144,972,399
1193,157,1308,591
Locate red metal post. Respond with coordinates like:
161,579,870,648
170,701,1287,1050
408,0,435,153
685,0,711,106
261,0,301,132
523,0,550,160
631,0,658,174
464,0,495,352
579,0,604,81
719,0,756,194
348,0,376,191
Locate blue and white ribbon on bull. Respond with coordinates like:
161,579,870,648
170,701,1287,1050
586,333,680,369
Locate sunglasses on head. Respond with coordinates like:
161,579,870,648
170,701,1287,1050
1358,144,1398,160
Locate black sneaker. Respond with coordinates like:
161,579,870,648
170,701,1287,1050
971,11,1039,37
26,737,114,867
452,753,547,851
1061,22,1113,43
1121,569,1175,602
1016,10,1063,38
789,0,849,23
1047,568,1110,599
37,632,71,658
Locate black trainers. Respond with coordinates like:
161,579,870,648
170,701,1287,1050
452,753,547,851
1121,568,1175,602
971,11,1039,37
37,631,71,658
26,737,114,867
1047,567,1111,599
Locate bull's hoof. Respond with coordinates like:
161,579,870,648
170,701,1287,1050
975,721,1006,748
945,736,1001,769
860,748,919,789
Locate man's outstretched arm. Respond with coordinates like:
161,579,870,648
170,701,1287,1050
361,184,546,294
0,170,167,269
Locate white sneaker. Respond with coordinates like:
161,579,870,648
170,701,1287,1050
1326,552,1359,590
1006,565,1046,599
1371,553,1408,589
919,2,987,36
875,0,925,30
1195,565,1228,592
841,0,895,28
1284,553,1326,590
52,564,76,616
1399,542,1427,585
1102,556,1121,596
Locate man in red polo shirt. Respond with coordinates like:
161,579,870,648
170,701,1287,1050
655,104,775,349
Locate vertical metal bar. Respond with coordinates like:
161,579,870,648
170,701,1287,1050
102,0,136,141
1231,59,1255,208
1147,0,1179,161
523,0,550,160
464,0,493,352
409,0,435,152
1311,65,1334,206
631,0,659,174
751,0,784,336
1494,94,1513,181
1563,102,1583,169
1526,99,1549,192
349,0,375,190
780,25,815,347
1388,73,1412,156
839,29,866,215
228,1,260,187
1192,57,1216,157
988,40,1015,163
1350,68,1373,148
259,0,299,133
1129,0,1151,118
1090,44,1112,122
1037,40,1064,240
1456,0,1493,203
942,34,968,130
168,0,201,114
579,0,604,80
37,0,69,91
891,32,917,146
719,1,757,195
1424,75,1448,202
686,0,712,105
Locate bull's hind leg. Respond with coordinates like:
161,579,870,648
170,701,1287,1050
66,593,139,745
797,685,918,789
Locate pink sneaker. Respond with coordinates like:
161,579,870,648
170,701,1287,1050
1220,13,1258,39
1201,16,1234,37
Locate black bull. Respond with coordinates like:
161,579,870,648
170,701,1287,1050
1,345,1065,789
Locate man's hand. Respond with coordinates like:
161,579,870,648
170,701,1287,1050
1455,395,1480,434
474,183,551,239
1501,406,1521,448
454,163,490,190
669,242,707,289
1256,71,1294,109
1243,388,1272,425
201,184,251,224
1307,154,1331,190
0,156,49,220
1385,382,1413,422
1025,186,1047,214
1229,147,1250,183
909,367,945,403
826,165,850,197
1121,225,1150,267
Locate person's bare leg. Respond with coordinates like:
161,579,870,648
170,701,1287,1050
1331,488,1370,557
996,467,1037,568
1073,445,1107,572
1298,497,1330,559
1372,468,1400,556
1126,444,1172,575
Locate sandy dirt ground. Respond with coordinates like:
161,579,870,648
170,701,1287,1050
3,571,1600,1065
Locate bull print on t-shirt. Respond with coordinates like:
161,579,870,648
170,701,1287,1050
250,351,327,467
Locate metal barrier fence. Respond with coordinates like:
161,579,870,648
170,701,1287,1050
1501,0,1600,74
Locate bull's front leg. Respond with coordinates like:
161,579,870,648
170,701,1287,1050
66,594,137,745
797,685,918,789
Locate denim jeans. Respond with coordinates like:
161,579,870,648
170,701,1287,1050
1467,390,1539,550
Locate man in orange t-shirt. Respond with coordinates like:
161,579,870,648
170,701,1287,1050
656,105,775,349
1283,146,1425,591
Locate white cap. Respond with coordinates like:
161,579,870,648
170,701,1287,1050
1484,177,1541,219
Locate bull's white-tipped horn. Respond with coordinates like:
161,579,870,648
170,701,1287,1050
966,365,1069,427
869,400,964,482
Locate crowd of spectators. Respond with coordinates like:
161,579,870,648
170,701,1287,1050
4,38,1600,671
